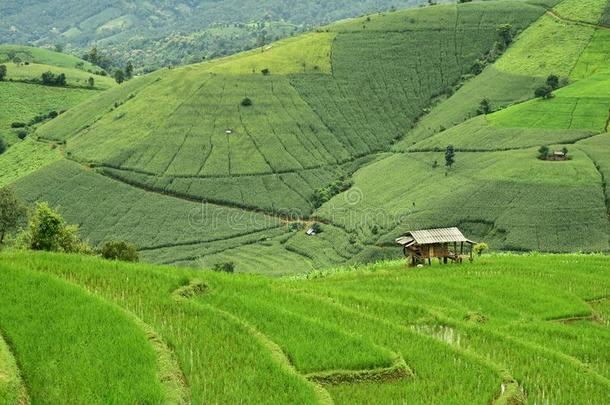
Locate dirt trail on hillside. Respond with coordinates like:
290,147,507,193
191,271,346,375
546,10,610,31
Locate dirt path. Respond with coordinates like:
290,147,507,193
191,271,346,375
546,10,610,31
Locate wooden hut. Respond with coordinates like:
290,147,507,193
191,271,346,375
396,227,476,266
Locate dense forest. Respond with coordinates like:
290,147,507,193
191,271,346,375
0,0,432,70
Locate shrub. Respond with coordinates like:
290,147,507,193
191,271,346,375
535,85,553,99
41,71,67,86
100,240,139,262
0,138,5,155
11,122,26,128
241,97,253,107
261,68,270,75
546,74,560,90
0,64,6,81
19,202,92,254
476,98,492,115
0,187,26,244
310,222,322,234
17,130,27,140
473,243,489,256
212,262,235,273
538,145,549,160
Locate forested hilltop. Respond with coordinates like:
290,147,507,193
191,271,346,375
0,0,433,71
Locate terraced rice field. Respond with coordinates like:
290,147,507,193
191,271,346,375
0,251,608,404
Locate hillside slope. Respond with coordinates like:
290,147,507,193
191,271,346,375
0,251,609,403
0,45,113,164
0,0,435,70
4,0,610,273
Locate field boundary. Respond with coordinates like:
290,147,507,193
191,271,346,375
0,330,29,405
305,354,411,385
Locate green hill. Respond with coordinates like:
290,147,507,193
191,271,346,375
0,45,114,162
3,0,610,273
0,250,609,403
0,1,435,70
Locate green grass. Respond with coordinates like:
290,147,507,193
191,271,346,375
11,159,283,260
0,137,61,188
488,71,610,131
410,115,596,151
0,81,94,148
494,14,595,78
3,62,116,89
1,251,609,403
0,331,27,405
572,29,610,79
0,45,100,71
0,263,166,404
30,0,546,220
553,0,609,24
317,149,609,252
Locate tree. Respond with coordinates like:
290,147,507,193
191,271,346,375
0,138,5,155
125,62,134,79
87,76,95,88
562,147,568,156
0,65,6,81
21,202,91,253
546,74,560,90
477,98,492,115
114,69,125,84
86,46,99,65
54,44,64,53
241,97,253,107
0,187,26,245
41,71,66,86
213,262,235,273
497,24,513,49
538,145,550,160
445,145,455,169
100,240,139,262
473,243,489,256
535,85,554,99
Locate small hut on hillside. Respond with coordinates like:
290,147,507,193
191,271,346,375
396,227,476,266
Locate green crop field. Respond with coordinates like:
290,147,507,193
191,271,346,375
2,0,610,274
0,46,113,159
0,251,608,403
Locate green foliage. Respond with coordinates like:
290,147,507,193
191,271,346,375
100,240,139,262
546,74,560,90
212,261,236,273
445,145,455,168
240,96,252,106
476,98,492,115
0,64,6,81
535,84,554,99
41,71,67,86
473,242,489,256
0,187,26,244
19,202,92,254
0,138,5,155
114,69,125,84
311,177,353,208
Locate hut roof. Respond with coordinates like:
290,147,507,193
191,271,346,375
396,227,474,245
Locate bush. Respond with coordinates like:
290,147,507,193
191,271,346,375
41,71,67,86
18,202,92,254
546,74,560,90
0,64,6,81
212,262,235,273
473,243,489,256
538,145,549,160
100,240,139,262
535,85,553,99
11,122,26,128
17,130,27,140
261,68,270,75
0,138,5,155
476,98,492,115
241,97,253,107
